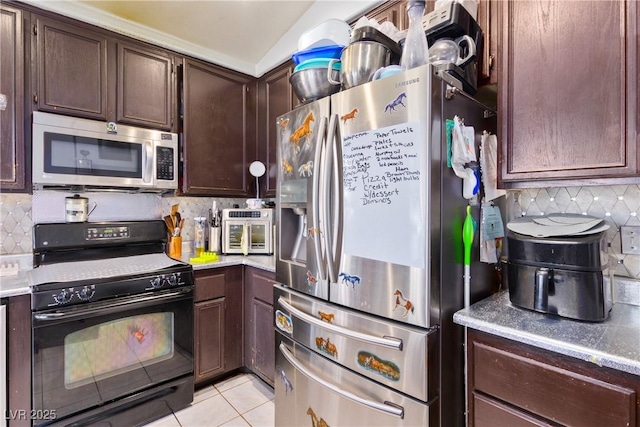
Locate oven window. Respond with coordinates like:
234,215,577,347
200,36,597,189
44,132,142,178
64,312,174,389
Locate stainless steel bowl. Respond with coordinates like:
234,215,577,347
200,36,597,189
290,68,341,104
339,41,391,89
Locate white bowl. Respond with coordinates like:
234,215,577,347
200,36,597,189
298,19,350,52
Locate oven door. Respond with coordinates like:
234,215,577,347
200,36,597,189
32,287,193,423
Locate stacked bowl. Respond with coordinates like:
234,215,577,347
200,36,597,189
289,19,350,104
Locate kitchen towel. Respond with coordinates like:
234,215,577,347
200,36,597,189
479,131,506,201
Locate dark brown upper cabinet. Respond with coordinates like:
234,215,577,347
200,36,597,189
33,14,109,120
0,4,27,192
476,0,497,86
32,14,175,130
181,58,256,196
498,0,639,186
365,1,408,30
257,62,295,199
117,42,174,130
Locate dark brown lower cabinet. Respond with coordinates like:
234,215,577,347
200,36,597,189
194,266,243,385
244,267,275,386
468,329,640,427
6,295,31,427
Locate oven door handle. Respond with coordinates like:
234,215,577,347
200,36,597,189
34,287,193,321
279,342,404,419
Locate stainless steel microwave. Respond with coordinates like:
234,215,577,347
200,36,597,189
222,208,273,255
32,111,178,192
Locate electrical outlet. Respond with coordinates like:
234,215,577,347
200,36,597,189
620,226,640,254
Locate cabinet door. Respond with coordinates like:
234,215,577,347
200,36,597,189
33,15,109,120
244,267,275,386
117,42,174,131
499,0,639,184
182,58,256,196
477,0,497,86
365,1,407,30
223,266,243,372
468,330,640,427
6,295,31,427
258,62,294,198
194,298,225,383
252,299,275,385
0,4,26,191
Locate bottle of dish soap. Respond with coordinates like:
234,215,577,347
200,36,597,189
400,1,429,70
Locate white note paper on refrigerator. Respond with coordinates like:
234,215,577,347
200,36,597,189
341,122,425,268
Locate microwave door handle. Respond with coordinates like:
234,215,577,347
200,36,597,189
312,116,327,281
142,140,153,183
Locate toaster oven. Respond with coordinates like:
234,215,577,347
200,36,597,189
222,209,273,255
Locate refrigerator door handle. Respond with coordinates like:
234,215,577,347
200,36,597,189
312,116,328,280
279,342,405,419
278,297,403,350
331,113,343,281
324,113,342,284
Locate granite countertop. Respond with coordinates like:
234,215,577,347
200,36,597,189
454,290,640,376
0,253,275,299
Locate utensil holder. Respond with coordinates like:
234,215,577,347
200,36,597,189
169,236,182,259
209,227,221,254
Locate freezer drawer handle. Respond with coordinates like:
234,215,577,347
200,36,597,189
279,342,404,419
278,297,403,350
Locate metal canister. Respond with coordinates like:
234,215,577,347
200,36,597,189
65,194,88,222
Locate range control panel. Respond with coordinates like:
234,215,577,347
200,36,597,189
86,226,130,240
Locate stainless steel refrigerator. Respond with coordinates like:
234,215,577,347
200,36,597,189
274,64,497,427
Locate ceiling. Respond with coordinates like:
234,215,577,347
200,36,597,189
22,0,383,77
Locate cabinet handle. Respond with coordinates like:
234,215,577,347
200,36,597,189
0,94,7,111
33,93,38,103
488,54,495,70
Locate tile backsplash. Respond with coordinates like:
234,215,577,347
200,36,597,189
509,185,640,278
2,185,640,279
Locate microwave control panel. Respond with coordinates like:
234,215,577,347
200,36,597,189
156,146,174,181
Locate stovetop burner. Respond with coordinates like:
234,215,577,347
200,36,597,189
29,220,194,311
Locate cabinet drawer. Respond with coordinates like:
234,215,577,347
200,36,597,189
473,342,636,427
473,393,553,427
194,271,226,302
251,270,275,305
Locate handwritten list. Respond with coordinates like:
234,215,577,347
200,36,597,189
342,122,425,268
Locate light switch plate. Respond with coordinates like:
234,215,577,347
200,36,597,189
621,226,640,254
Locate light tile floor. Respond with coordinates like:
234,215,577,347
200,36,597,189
144,374,275,427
